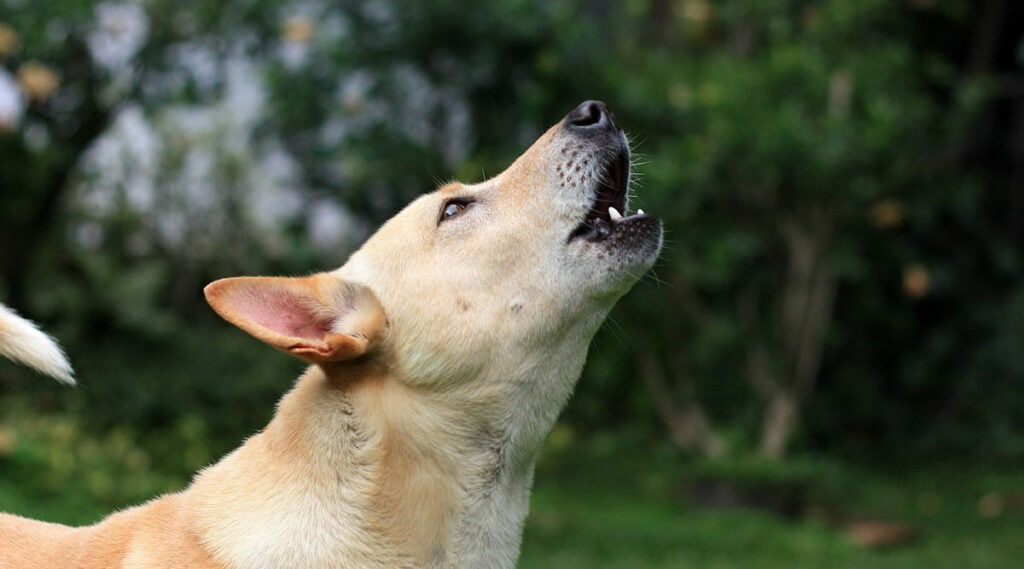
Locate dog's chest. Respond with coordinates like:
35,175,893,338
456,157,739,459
200,477,415,569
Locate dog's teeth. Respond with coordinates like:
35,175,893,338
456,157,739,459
637,208,645,215
608,206,623,221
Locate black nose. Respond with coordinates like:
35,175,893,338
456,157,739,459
565,100,617,130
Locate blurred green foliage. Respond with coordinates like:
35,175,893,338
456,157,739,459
0,0,1022,485
582,0,1024,460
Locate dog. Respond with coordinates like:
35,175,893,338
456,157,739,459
0,304,74,385
0,100,662,568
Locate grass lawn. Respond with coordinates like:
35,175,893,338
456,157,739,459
519,447,1024,569
520,469,1024,569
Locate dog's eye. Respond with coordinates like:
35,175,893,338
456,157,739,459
439,199,472,223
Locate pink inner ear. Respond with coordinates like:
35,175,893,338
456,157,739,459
239,287,334,342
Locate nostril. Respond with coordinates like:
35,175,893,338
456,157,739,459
567,100,610,128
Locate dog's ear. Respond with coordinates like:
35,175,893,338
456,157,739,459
204,273,385,365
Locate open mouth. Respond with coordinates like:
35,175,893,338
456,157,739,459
568,148,646,242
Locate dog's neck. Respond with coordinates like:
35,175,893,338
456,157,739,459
190,353,587,569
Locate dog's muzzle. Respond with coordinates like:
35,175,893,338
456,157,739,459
564,100,660,255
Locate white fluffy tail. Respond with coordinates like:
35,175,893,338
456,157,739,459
0,303,75,385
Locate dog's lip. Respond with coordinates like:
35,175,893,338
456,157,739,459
568,148,648,243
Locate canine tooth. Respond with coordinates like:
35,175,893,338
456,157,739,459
608,206,623,221
637,208,645,215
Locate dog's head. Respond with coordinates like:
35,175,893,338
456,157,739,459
206,101,661,397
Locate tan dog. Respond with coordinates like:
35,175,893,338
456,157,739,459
0,101,662,569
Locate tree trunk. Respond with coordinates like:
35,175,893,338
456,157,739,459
753,213,837,460
639,349,727,458
760,387,799,461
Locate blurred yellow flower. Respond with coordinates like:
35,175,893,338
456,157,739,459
677,0,712,24
282,16,315,44
18,61,60,101
0,427,15,456
869,199,906,230
902,264,931,299
0,22,18,58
